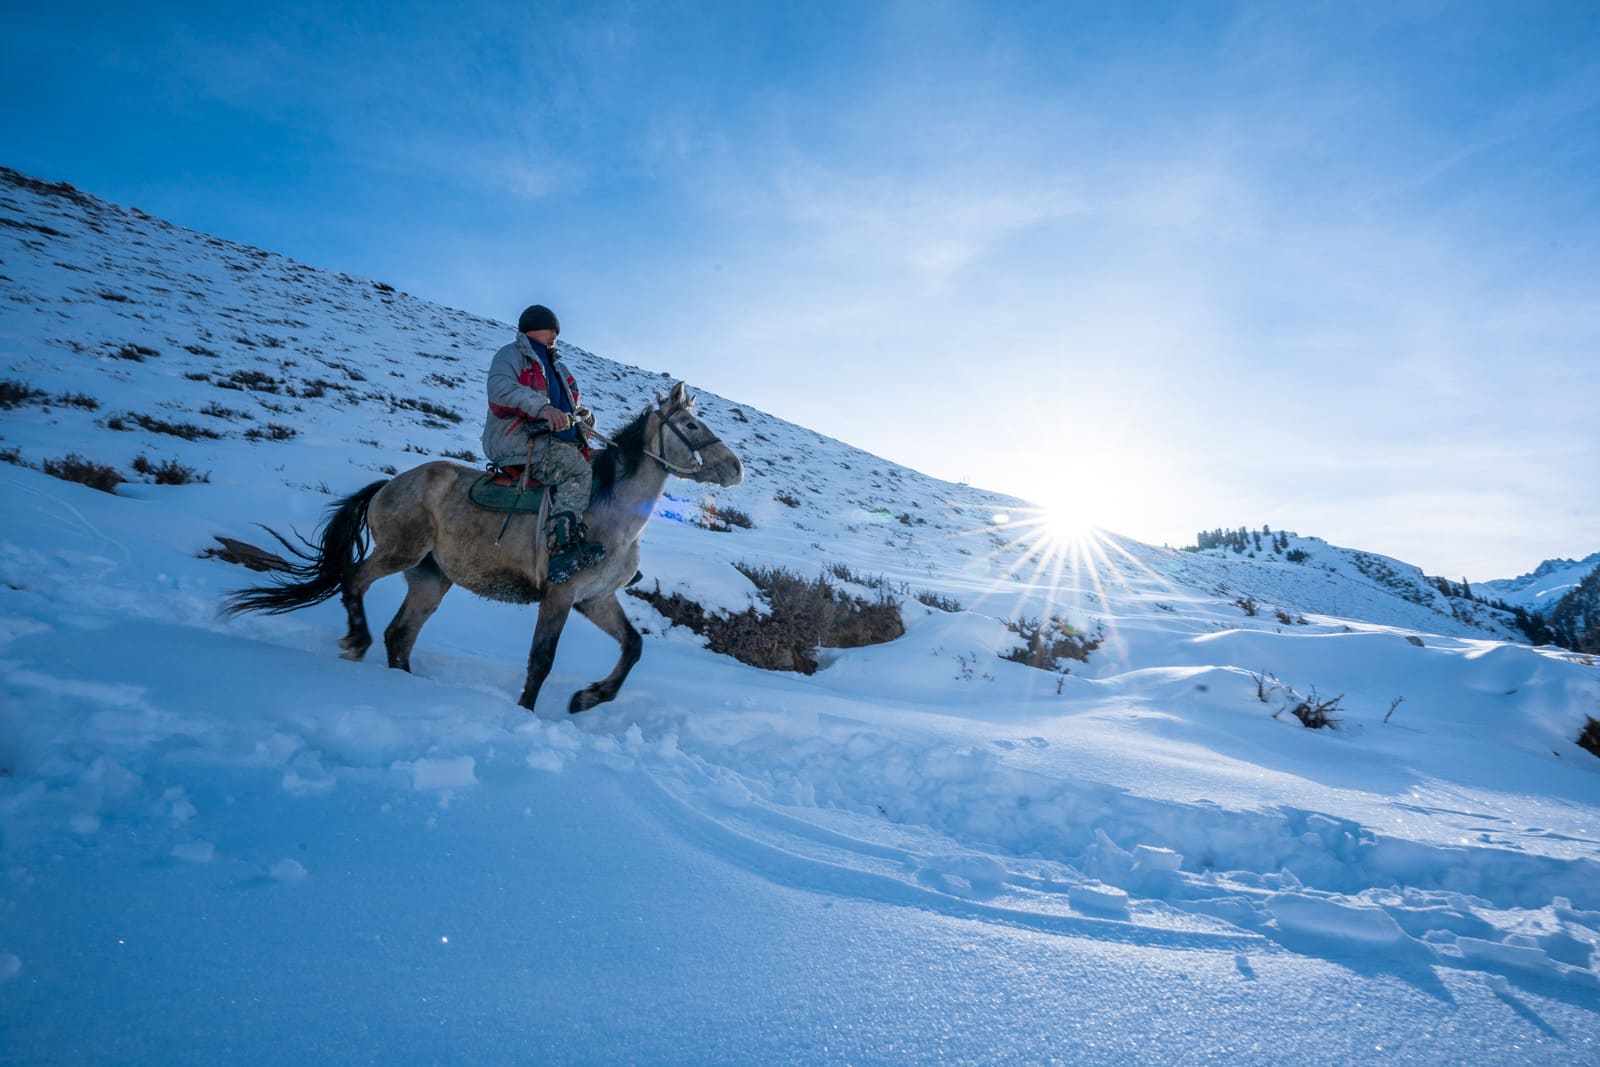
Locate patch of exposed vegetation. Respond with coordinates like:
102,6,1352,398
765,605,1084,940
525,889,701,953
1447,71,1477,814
1002,615,1103,672
1250,671,1344,729
1284,688,1344,729
699,502,754,532
105,412,222,440
0,379,47,409
217,368,281,393
244,422,298,442
199,401,251,420
915,590,964,613
1579,716,1600,760
132,454,210,485
110,342,159,361
629,564,904,674
387,394,462,425
42,453,122,493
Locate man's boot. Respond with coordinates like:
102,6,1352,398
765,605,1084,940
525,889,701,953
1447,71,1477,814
545,511,606,584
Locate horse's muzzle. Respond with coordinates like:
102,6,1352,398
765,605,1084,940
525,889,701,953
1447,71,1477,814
694,446,744,487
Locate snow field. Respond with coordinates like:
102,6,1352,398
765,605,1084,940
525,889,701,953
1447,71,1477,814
3,169,1599,1061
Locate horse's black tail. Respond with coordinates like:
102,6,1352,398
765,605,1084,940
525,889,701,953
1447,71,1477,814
221,480,389,616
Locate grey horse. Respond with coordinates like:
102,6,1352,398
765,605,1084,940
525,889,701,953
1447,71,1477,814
224,382,744,712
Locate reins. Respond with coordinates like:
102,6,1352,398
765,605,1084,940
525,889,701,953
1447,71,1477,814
583,401,717,478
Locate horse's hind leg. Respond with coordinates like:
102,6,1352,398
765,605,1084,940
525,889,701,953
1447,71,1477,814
569,593,643,714
339,542,430,661
384,554,452,672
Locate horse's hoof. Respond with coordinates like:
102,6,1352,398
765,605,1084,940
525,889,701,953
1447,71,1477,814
339,648,367,662
568,689,605,714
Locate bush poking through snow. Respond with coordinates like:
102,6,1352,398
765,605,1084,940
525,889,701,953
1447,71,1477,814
0,379,47,409
1285,688,1343,729
105,412,222,440
244,422,298,442
1002,616,1103,672
915,590,964,612
387,394,462,425
1253,672,1344,729
55,391,99,410
219,368,280,392
629,565,904,673
699,502,753,532
132,454,210,485
1578,716,1600,759
42,453,123,493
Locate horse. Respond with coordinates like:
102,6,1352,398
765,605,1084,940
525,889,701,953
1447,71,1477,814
223,382,744,713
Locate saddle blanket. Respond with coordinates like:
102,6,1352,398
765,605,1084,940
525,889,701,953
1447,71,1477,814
468,473,548,514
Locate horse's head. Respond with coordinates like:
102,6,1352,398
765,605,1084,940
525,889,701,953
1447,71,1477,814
653,381,744,487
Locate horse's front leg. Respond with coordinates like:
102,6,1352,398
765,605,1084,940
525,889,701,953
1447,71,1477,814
570,593,643,713
519,590,576,711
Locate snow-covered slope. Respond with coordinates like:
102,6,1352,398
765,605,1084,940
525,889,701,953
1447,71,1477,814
4,167,1600,1063
0,165,1564,644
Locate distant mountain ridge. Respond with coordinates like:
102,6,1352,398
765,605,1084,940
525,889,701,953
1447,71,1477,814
0,162,1593,651
1477,551,1600,608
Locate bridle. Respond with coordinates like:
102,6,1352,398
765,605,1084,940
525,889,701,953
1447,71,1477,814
585,395,723,478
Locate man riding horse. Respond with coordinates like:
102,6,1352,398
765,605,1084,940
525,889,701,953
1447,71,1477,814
481,304,606,583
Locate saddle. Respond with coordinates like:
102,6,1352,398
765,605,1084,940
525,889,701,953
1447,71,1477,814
468,468,548,514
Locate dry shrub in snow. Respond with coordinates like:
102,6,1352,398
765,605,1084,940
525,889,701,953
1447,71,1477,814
1287,689,1344,730
629,564,903,673
132,454,210,485
1579,715,1600,760
1003,615,1102,672
42,453,122,493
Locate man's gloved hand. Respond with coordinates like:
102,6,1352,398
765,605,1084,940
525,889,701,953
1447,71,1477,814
537,407,573,433
574,406,595,429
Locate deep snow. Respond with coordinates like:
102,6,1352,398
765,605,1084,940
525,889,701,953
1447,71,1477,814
2,168,1599,1064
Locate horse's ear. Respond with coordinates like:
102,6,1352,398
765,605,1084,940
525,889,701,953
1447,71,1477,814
653,388,666,406
669,381,688,404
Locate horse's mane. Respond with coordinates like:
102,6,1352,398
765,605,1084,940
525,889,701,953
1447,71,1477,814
589,404,654,502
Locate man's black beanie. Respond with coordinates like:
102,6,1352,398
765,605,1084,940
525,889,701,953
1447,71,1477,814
518,304,560,334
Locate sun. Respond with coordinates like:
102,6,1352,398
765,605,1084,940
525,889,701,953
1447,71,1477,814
1038,500,1099,552
986,498,1104,576
999,496,1100,559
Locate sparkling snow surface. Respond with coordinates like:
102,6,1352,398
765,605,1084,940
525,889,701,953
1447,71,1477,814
2,171,1599,1063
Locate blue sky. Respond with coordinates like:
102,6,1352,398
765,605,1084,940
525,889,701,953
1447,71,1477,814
5,1,1598,579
